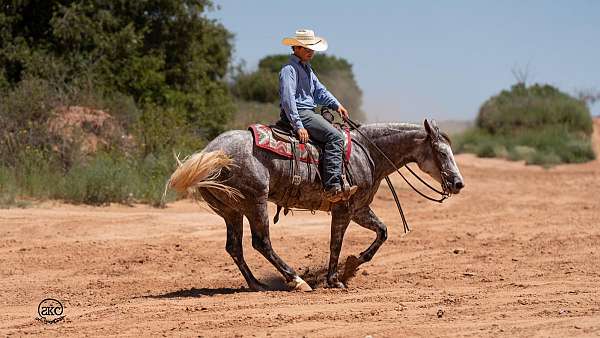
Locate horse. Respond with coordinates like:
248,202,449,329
166,119,464,291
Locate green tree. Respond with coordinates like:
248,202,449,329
0,0,234,146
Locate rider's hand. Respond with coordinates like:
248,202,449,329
337,105,349,120
297,128,309,143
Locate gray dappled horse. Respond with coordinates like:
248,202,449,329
167,119,464,291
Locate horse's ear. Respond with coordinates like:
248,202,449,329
423,118,439,137
424,119,432,134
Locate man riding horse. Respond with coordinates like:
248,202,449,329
166,29,465,292
279,29,358,203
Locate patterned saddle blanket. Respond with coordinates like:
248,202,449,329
248,124,351,164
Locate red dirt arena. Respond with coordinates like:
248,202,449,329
2,119,600,337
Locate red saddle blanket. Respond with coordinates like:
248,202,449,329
248,124,351,164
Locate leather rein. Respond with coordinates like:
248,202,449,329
344,117,451,234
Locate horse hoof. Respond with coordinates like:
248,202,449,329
288,276,313,292
327,280,346,289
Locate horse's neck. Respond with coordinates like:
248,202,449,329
357,123,426,180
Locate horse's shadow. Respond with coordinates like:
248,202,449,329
141,259,358,298
144,287,249,298
142,276,290,299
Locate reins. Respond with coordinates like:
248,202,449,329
343,116,450,234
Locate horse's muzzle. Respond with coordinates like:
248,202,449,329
450,178,464,194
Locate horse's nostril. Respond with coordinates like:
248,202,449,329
454,180,464,190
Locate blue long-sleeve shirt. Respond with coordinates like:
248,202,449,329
279,55,341,131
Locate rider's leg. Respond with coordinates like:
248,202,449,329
297,110,344,192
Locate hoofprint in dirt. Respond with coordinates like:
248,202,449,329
1,120,600,337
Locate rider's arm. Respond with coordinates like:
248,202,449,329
279,65,304,132
313,75,341,111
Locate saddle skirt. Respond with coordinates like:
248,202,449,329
248,124,351,164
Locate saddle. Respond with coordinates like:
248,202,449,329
271,120,299,143
247,109,356,221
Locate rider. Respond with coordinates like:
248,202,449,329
279,29,357,203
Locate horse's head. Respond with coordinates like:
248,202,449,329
416,119,464,195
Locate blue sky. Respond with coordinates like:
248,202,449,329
210,1,599,122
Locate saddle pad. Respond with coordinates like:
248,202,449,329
248,124,351,164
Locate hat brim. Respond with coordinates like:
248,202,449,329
282,37,328,52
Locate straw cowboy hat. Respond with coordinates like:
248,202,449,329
282,29,328,52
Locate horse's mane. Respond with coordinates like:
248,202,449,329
356,122,451,145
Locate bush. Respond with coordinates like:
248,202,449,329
456,83,595,166
0,148,180,207
477,83,593,135
60,153,136,205
229,99,281,130
231,69,280,103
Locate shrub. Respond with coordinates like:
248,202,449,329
456,83,595,166
477,83,593,135
231,69,280,103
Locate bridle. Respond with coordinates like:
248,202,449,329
425,125,454,199
344,117,451,233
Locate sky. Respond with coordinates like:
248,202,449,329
209,0,600,122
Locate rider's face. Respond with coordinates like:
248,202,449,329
294,46,315,62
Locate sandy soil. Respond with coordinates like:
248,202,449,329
2,120,600,337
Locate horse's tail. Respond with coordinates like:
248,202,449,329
164,150,243,202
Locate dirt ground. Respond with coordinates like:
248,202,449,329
2,120,600,337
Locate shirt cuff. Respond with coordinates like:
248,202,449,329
293,119,304,131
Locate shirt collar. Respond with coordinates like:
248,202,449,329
290,54,310,69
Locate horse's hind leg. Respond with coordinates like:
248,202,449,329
202,190,266,291
245,200,312,291
224,212,268,291
342,207,387,282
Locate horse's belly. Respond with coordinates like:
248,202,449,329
266,156,326,210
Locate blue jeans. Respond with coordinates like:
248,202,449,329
280,109,344,190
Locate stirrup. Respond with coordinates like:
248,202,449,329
340,174,357,201
342,185,358,201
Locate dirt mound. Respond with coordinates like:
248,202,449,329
47,106,129,155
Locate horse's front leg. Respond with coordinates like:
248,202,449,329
326,204,352,288
341,207,387,282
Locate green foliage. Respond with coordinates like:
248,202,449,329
477,83,592,135
0,148,180,207
0,76,59,166
0,0,236,206
456,84,595,166
0,0,234,145
228,99,281,130
61,152,137,205
231,53,366,122
231,69,280,103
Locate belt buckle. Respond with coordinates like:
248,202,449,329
292,175,301,185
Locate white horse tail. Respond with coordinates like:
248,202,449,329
165,150,243,202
